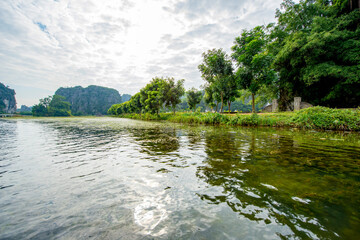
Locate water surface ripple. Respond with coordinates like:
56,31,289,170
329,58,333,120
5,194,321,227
0,117,359,239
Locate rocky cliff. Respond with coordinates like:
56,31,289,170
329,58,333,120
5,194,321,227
55,85,122,115
0,83,17,114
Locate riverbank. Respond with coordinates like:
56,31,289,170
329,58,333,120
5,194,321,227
117,107,360,131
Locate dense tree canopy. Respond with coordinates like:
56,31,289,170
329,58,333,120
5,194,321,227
186,88,203,111
198,49,237,112
140,77,166,114
32,95,71,116
269,0,360,109
130,92,142,114
161,77,185,114
232,25,275,113
108,77,186,115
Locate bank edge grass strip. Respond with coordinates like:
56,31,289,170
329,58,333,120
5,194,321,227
116,107,360,131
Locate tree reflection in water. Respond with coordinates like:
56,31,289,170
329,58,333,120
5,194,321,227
196,127,360,239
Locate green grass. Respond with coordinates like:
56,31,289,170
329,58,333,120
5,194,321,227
113,107,360,131
291,106,360,131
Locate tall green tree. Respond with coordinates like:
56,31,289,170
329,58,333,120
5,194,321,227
48,95,71,116
140,77,166,114
270,0,360,108
161,77,185,114
198,49,237,112
186,88,203,111
232,26,275,113
129,92,143,114
203,84,219,112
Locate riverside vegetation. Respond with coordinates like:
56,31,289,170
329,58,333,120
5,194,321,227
25,1,359,130
117,107,360,131
108,1,359,130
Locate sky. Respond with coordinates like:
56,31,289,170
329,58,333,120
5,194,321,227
0,0,283,106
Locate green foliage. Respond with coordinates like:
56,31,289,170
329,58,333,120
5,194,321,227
116,107,359,131
203,84,218,111
291,106,360,130
48,95,71,116
32,103,48,117
32,95,71,117
232,25,276,113
186,88,203,111
108,77,185,116
229,113,260,126
161,77,185,114
140,77,165,114
129,92,143,114
107,103,122,115
198,49,237,112
270,0,360,108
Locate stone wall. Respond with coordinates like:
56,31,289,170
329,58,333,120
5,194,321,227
262,98,313,112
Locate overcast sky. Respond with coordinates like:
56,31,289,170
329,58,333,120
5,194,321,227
0,0,283,106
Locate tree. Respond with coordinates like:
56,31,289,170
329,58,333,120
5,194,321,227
119,101,131,114
203,84,218,112
161,77,185,114
140,77,166,114
32,103,48,116
107,103,122,115
270,0,360,108
232,25,275,113
32,95,71,116
129,92,143,114
40,96,52,108
48,95,71,116
198,49,237,112
187,88,203,111
32,95,52,116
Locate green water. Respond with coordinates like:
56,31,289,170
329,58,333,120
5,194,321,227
0,117,359,239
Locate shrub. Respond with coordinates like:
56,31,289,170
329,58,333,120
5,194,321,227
291,106,360,131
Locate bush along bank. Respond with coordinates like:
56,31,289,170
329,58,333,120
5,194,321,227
114,107,360,131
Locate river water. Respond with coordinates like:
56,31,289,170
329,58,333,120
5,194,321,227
0,117,359,239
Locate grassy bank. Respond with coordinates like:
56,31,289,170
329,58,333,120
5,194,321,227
118,107,360,131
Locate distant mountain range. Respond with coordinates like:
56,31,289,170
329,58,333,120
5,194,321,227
55,85,128,115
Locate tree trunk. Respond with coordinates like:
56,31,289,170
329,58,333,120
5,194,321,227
220,92,224,113
173,105,176,115
215,102,219,112
349,0,359,11
252,93,255,113
279,87,290,111
228,101,231,113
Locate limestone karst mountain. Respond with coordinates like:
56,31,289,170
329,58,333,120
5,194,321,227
55,85,122,115
0,82,17,114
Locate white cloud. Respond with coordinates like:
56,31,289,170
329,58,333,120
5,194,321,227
0,0,282,106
